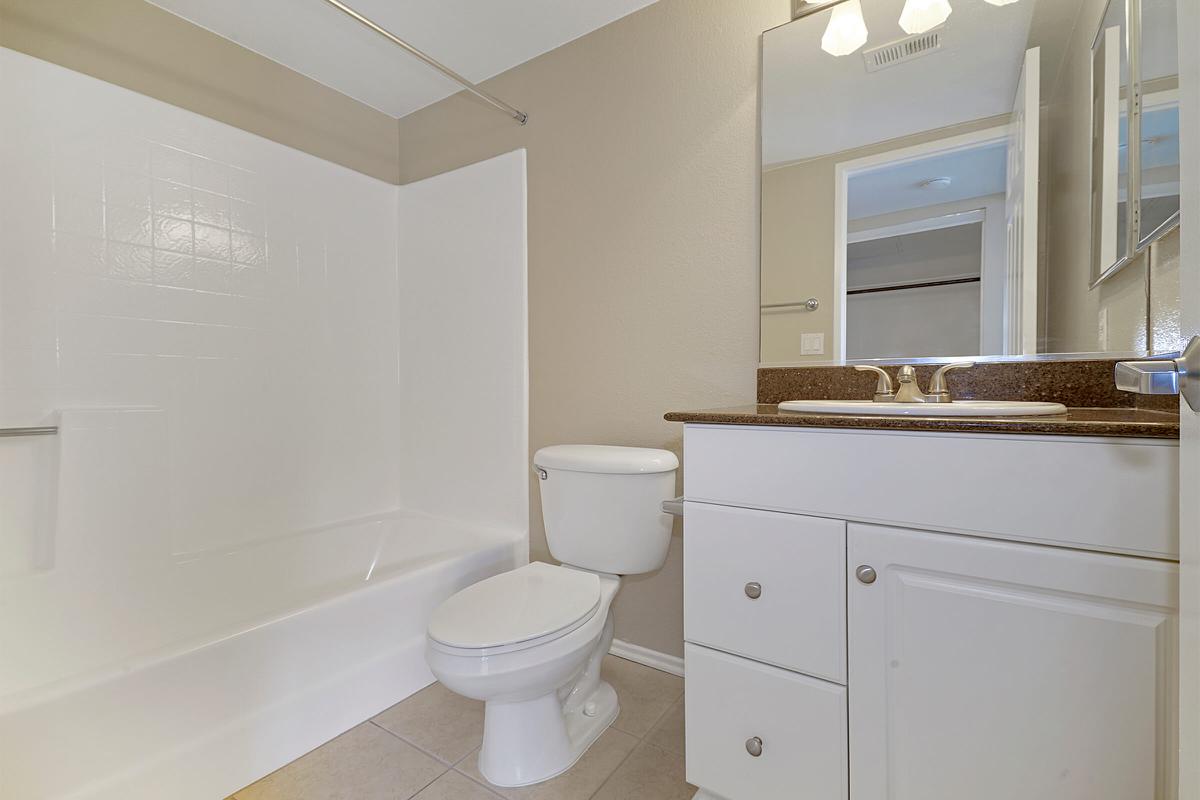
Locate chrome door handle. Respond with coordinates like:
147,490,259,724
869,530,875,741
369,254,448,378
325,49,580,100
1115,336,1200,410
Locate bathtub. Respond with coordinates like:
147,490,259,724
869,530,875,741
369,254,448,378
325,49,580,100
0,511,525,800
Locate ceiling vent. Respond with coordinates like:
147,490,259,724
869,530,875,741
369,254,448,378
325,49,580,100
863,28,944,73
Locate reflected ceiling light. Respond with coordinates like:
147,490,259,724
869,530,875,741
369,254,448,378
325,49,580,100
899,0,953,34
821,0,869,57
920,177,954,189
983,0,1021,5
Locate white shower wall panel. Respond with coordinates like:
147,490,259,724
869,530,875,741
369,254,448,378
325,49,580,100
396,150,529,533
0,46,404,564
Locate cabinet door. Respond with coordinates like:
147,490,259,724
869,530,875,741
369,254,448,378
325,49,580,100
848,523,1178,800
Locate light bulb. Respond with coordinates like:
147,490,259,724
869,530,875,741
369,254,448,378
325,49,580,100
983,0,1020,5
821,0,869,57
899,0,952,34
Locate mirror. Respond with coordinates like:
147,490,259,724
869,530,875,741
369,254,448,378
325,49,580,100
761,0,1184,365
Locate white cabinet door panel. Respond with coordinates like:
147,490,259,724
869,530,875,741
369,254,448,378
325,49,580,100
848,523,1178,800
684,502,846,682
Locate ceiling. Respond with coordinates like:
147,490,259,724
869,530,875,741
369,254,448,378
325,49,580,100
762,0,1059,167
148,0,658,119
848,140,1007,220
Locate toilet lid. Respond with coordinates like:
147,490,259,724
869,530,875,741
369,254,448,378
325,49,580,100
428,562,601,650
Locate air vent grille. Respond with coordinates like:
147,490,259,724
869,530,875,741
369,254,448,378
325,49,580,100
863,29,944,72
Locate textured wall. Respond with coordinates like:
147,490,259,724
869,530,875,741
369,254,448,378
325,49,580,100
395,0,786,657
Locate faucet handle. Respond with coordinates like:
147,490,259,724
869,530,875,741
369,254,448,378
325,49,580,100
928,362,975,400
854,365,895,401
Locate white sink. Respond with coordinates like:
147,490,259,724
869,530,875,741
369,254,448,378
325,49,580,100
777,400,1069,417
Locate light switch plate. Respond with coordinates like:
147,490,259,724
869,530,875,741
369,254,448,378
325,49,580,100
801,332,825,355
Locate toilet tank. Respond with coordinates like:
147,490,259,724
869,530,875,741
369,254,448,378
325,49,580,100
533,445,678,576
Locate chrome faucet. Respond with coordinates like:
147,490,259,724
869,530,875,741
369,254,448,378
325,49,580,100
854,365,895,401
857,362,975,403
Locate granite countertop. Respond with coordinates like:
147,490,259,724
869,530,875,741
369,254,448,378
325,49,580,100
664,404,1180,439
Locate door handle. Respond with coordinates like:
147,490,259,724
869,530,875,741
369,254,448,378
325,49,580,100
1115,336,1200,411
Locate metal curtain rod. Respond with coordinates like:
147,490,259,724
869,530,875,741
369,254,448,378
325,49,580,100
320,0,528,125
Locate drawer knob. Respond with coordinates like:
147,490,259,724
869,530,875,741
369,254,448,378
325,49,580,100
745,736,763,757
744,581,762,599
856,565,877,585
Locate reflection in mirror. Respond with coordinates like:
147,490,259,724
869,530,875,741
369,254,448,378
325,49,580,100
1138,0,1180,249
1090,0,1129,279
761,0,1184,365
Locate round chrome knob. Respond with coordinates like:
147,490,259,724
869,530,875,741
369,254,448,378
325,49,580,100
745,736,763,757
856,565,877,585
744,582,762,599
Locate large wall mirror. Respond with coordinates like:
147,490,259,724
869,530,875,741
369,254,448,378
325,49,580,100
760,0,1184,365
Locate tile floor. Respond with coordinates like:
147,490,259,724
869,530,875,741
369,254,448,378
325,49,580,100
230,655,696,800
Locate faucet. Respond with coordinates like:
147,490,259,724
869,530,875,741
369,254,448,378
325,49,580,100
857,362,975,403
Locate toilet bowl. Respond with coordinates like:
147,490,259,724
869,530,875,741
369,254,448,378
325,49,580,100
424,445,678,787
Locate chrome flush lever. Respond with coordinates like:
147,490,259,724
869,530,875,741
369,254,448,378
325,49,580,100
1115,336,1200,411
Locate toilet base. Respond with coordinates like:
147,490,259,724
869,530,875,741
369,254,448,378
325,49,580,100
477,680,619,788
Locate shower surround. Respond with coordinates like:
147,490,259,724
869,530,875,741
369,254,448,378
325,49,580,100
0,48,528,799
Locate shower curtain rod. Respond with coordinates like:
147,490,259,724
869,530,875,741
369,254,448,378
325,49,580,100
320,0,529,125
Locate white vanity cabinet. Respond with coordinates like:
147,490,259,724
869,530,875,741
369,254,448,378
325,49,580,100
681,424,1180,800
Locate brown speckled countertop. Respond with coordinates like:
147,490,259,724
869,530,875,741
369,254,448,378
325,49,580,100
666,359,1181,438
664,404,1180,439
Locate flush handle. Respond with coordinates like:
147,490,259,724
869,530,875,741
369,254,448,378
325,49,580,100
1115,336,1200,411
744,581,762,599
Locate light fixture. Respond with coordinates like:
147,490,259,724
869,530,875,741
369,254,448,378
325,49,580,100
983,0,1020,5
820,0,869,57
899,0,952,34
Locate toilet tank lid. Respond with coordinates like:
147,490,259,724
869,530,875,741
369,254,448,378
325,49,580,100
534,445,678,474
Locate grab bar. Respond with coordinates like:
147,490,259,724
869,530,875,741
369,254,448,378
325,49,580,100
0,427,58,438
662,496,684,516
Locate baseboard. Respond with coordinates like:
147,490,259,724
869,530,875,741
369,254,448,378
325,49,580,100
608,638,685,677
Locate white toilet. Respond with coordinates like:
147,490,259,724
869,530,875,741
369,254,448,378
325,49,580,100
425,444,678,787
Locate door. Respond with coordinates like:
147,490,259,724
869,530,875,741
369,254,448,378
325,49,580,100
847,523,1178,800
1005,47,1039,355
1176,2,1199,796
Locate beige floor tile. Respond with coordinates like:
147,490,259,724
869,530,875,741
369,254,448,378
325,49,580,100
644,696,685,757
235,722,446,800
455,727,639,800
413,770,504,800
591,742,697,800
602,656,684,738
374,682,485,764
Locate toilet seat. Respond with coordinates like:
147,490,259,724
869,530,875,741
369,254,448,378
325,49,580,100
428,562,601,656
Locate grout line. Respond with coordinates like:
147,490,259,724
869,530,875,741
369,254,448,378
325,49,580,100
367,719,462,769
584,734,647,800
405,768,450,800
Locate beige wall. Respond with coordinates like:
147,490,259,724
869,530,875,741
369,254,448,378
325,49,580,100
760,115,1008,364
0,0,400,182
395,0,785,657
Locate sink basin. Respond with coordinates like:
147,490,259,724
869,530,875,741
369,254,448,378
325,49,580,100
777,400,1069,417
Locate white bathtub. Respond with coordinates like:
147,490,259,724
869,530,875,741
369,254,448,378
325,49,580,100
0,511,524,800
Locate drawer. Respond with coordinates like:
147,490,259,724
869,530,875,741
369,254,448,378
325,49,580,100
685,643,848,800
684,502,846,682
